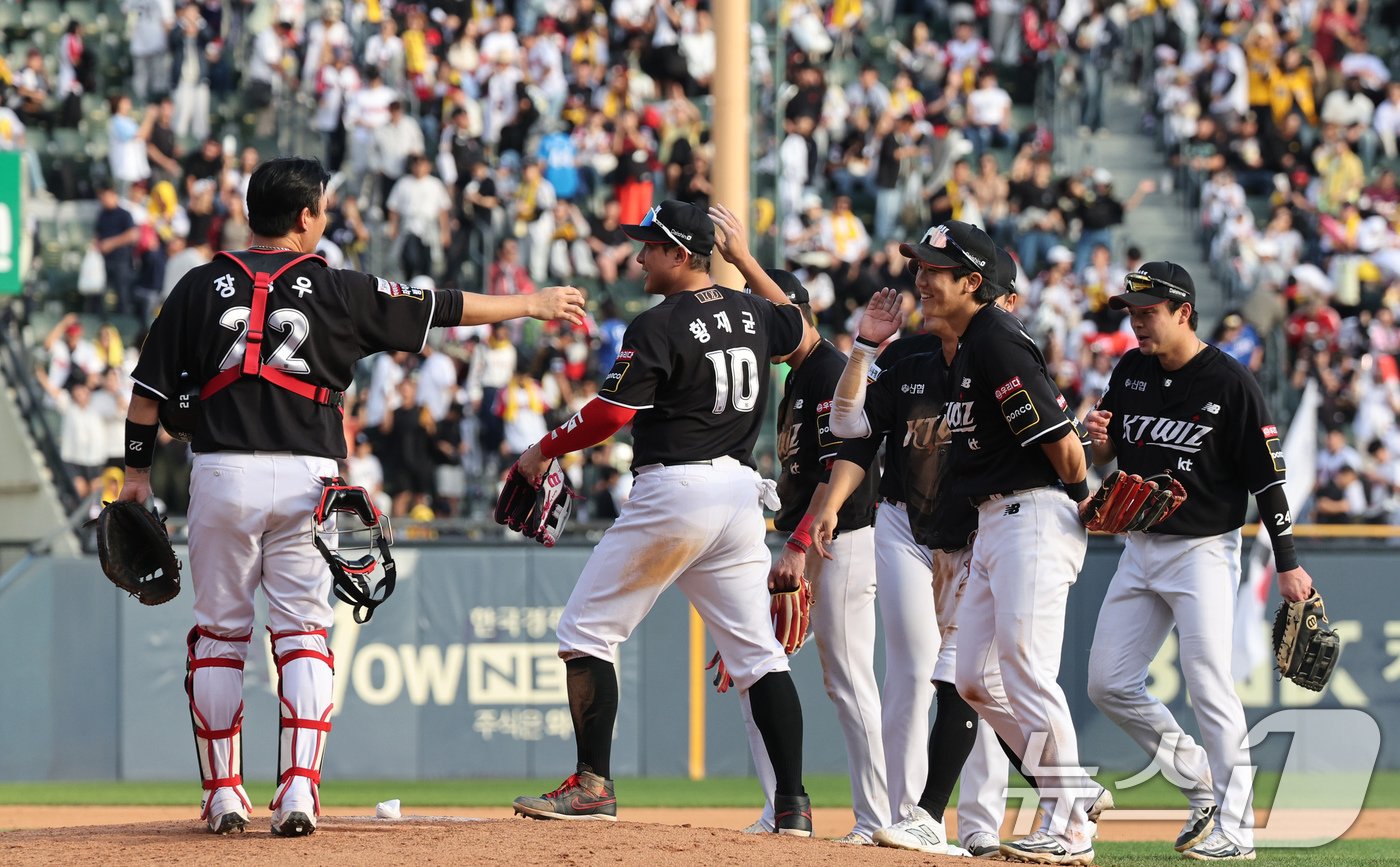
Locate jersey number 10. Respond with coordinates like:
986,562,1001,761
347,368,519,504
705,347,760,414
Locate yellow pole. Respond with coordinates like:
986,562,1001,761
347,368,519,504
688,604,707,780
711,0,751,290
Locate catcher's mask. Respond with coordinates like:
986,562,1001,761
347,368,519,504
312,478,396,624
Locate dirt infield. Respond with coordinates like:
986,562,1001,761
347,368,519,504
3,807,1398,865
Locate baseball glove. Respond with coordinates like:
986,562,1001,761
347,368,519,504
1272,590,1341,692
494,459,581,547
707,579,814,694
1080,471,1188,534
88,500,181,605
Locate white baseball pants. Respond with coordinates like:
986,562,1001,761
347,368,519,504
874,503,940,819
956,487,1095,849
1088,530,1255,849
555,457,789,690
745,524,888,837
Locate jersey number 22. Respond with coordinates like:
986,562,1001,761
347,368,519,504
218,306,312,373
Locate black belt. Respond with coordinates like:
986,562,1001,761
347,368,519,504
632,459,714,478
970,484,1062,507
881,496,907,509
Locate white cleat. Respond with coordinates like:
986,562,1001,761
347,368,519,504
872,805,958,854
1182,829,1255,861
270,808,317,837
741,818,772,834
1175,805,1219,852
1000,830,1095,865
963,830,1002,857
203,787,248,835
832,830,872,845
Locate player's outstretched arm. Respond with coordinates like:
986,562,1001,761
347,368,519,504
707,203,790,306
458,285,586,326
831,289,902,439
514,398,637,483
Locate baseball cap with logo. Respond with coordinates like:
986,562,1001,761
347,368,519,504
622,199,715,257
1110,261,1196,309
899,220,996,280
992,246,1018,297
763,268,809,305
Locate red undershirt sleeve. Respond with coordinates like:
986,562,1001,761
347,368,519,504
538,397,637,459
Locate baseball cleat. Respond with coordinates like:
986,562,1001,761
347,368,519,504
1182,829,1255,861
1175,805,1219,852
512,766,617,822
270,810,316,837
204,788,249,835
872,805,955,854
963,830,1002,857
1000,830,1095,865
207,810,247,835
833,830,872,845
774,793,813,837
741,818,772,834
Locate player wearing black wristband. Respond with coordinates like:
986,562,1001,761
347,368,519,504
1083,262,1317,861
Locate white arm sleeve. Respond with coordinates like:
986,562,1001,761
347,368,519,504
829,340,877,440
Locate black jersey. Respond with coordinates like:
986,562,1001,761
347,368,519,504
131,251,434,459
775,341,878,533
1098,345,1287,536
858,332,939,504
838,340,982,549
598,286,804,469
945,305,1081,498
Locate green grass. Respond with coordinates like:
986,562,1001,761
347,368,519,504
2,771,1398,810
1095,840,1399,864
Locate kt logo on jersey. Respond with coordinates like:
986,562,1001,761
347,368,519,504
1119,414,1216,453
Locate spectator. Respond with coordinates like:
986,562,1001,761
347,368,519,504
417,339,460,425
1073,170,1155,271
301,0,352,96
43,314,102,389
965,69,1013,156
364,16,407,90
246,20,294,136
586,199,640,287
386,154,452,280
1211,313,1265,373
1071,1,1121,136
346,433,390,517
545,200,597,281
126,0,175,102
945,18,992,90
93,185,140,316
381,378,437,517
466,323,518,469
56,21,86,127
313,47,360,173
1315,464,1367,523
11,48,53,134
1375,82,1400,159
1363,440,1400,524
494,365,550,461
374,100,426,209
1320,76,1378,168
346,67,398,206
145,97,182,186
36,367,108,500
169,0,211,141
107,97,153,193
512,161,559,282
1318,427,1365,485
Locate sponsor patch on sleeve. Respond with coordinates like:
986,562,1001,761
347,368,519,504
1265,434,1285,473
816,399,833,414
1056,393,1068,411
867,362,883,383
376,277,423,300
601,362,629,393
618,349,635,360
817,411,839,449
1000,389,1040,435
1261,424,1278,439
994,376,1023,401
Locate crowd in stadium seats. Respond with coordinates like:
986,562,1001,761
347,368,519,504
5,0,1400,525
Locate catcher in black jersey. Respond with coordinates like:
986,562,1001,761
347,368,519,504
1083,261,1317,861
508,200,814,835
117,157,584,838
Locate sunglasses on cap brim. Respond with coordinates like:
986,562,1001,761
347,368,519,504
639,206,692,254
906,226,980,275
1124,272,1191,302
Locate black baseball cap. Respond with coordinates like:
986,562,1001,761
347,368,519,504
1110,261,1196,309
899,220,996,280
764,268,809,304
622,199,715,257
992,246,1018,297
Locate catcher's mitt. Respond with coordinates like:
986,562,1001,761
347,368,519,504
88,500,181,605
1080,471,1187,533
707,579,814,694
494,459,582,547
1272,590,1341,692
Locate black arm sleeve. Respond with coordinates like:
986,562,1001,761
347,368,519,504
431,289,465,327
1256,483,1300,573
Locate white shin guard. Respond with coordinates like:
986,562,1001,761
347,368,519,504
185,626,253,819
268,629,335,816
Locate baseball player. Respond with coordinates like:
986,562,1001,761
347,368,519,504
1085,262,1317,861
823,247,1108,857
905,220,1099,865
509,200,813,835
702,211,885,842
118,156,585,837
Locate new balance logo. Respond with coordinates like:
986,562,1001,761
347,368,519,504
1003,503,1021,516
910,827,944,846
1202,402,1222,415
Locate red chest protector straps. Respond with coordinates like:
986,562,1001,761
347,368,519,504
199,251,343,409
